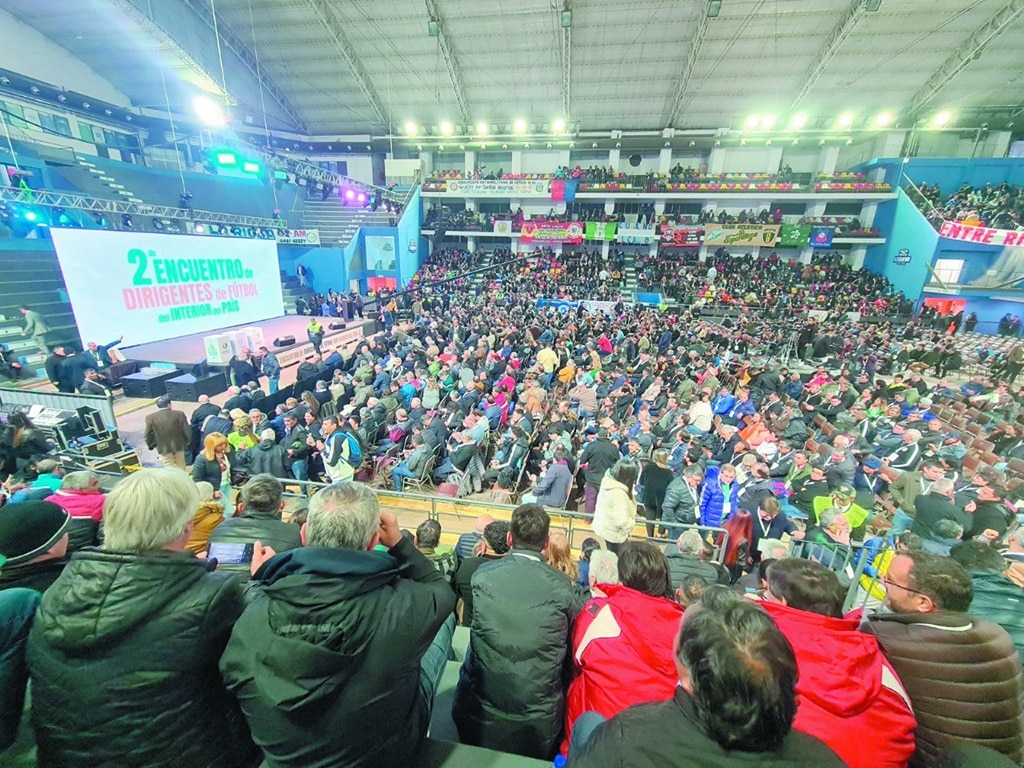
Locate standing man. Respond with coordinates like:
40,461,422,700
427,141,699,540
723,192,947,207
44,346,76,393
862,551,1024,765
189,394,220,460
258,348,282,397
143,395,191,470
221,482,455,768
580,428,621,516
1007,341,1024,386
307,318,325,356
20,305,49,357
453,504,589,759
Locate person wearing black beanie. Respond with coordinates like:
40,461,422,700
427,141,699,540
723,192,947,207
0,500,71,593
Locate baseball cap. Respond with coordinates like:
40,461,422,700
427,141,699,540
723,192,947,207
862,457,882,470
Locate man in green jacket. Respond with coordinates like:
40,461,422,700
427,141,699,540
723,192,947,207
950,540,1024,663
220,481,456,768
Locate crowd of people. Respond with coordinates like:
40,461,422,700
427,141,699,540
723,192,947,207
635,247,910,317
912,181,1024,231
3,240,1024,767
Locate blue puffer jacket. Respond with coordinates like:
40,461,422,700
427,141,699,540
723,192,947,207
698,477,739,528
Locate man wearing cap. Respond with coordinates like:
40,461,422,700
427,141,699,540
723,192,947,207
143,395,190,471
787,460,830,520
855,457,888,496
0,500,71,592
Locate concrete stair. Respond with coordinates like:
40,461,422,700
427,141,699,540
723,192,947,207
301,198,396,247
70,158,145,204
279,270,315,314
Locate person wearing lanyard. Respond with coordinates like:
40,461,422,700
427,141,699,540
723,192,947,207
662,465,704,539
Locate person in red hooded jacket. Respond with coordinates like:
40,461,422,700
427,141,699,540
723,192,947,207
762,557,916,768
43,470,106,553
561,541,684,756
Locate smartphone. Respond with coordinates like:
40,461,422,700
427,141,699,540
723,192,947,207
208,542,254,565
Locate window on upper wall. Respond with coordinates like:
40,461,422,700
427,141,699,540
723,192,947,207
37,112,56,134
5,103,27,129
78,122,95,143
933,258,964,285
52,115,72,138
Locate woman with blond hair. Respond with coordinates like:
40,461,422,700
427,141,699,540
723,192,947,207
191,432,231,499
300,390,321,419
545,531,579,583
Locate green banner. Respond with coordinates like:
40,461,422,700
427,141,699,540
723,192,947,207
585,221,618,241
779,224,811,248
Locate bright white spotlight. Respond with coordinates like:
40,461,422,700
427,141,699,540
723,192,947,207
439,121,453,136
837,112,854,128
404,121,418,136
193,95,225,126
789,113,807,130
875,112,893,127
475,121,489,136
745,114,760,129
933,111,952,127
552,118,566,133
760,114,776,129
513,118,527,134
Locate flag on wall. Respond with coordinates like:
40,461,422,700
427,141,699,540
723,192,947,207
809,226,835,248
551,179,578,202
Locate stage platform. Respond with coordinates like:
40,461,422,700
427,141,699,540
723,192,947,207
121,315,377,368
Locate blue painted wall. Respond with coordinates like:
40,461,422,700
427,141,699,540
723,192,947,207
921,293,1024,337
280,243,356,296
395,188,422,288
864,189,937,300
931,240,1002,286
856,157,1024,194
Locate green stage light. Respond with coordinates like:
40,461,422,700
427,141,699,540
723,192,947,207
215,150,238,166
242,161,262,174
273,170,288,181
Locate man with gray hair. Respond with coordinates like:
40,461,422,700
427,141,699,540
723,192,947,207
664,528,730,590
221,481,456,768
27,469,257,767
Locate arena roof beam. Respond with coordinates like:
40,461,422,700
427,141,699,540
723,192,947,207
908,0,1024,117
300,0,388,127
106,0,229,100
790,0,870,112
177,0,308,133
424,0,471,124
662,2,711,127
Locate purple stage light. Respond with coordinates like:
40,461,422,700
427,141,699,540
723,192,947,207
344,189,356,201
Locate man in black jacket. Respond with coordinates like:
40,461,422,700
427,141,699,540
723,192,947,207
453,504,589,759
580,429,620,516
190,394,221,459
206,474,301,576
570,589,845,768
221,482,456,768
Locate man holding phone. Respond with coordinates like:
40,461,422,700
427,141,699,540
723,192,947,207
221,482,456,768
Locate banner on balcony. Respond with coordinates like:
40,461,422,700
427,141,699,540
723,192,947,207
493,220,514,235
659,226,704,247
938,220,1024,246
778,224,811,248
520,220,584,243
276,228,321,246
616,223,658,244
809,226,835,249
585,221,618,241
446,179,548,196
703,224,781,248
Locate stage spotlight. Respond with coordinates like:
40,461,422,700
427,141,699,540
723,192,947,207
745,115,760,129
760,115,776,129
513,118,527,134
932,110,952,127
475,122,488,136
837,112,854,128
194,223,206,234
439,121,453,136
552,118,566,133
122,214,133,229
56,208,71,226
194,95,226,126
168,220,182,233
357,192,367,204
874,112,893,127
23,210,38,223
789,114,807,129
404,122,417,136
179,191,193,210
344,188,356,202
152,218,165,231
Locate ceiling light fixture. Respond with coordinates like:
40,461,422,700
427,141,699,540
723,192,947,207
513,118,527,134
789,113,807,130
837,112,854,128
708,0,722,17
439,120,453,136
875,111,893,127
404,121,417,136
475,121,488,136
932,110,952,127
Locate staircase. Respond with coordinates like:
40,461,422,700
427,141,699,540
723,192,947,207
62,157,144,205
279,270,315,315
621,254,638,299
301,198,396,247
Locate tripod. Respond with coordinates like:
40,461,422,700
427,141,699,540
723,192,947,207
776,331,801,368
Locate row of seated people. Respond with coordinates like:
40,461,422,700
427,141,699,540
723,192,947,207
1,469,1023,768
913,180,1024,231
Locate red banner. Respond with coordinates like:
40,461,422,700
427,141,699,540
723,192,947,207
520,220,584,243
938,220,1024,246
659,225,704,247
